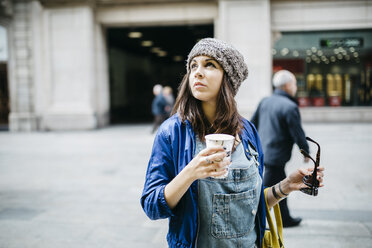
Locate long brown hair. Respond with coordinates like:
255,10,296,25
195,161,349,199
171,72,242,140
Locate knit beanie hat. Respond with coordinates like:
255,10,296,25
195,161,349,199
186,38,248,95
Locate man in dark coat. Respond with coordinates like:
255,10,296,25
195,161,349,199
151,84,167,134
251,69,309,227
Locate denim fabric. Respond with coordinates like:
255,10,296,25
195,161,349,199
195,139,262,248
141,114,266,248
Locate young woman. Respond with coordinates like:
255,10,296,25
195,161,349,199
140,38,324,248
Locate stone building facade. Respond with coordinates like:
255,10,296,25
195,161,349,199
1,0,372,131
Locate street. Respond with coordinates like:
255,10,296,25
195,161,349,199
0,122,371,247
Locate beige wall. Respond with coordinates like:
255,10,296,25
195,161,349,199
271,0,372,31
97,1,218,26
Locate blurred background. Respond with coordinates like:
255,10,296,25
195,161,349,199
0,0,372,247
0,0,371,131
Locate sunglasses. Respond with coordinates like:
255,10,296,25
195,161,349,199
300,137,320,196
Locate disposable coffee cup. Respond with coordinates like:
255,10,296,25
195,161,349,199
205,134,235,179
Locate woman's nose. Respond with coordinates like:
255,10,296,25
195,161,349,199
194,67,203,78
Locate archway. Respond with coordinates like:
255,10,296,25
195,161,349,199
106,24,213,123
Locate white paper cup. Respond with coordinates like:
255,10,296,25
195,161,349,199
205,134,235,179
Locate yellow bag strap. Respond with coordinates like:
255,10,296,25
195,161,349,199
264,188,284,247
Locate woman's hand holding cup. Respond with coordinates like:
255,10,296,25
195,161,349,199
188,146,230,180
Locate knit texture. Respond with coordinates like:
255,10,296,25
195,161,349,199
187,38,248,95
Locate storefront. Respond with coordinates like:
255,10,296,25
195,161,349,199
273,30,372,108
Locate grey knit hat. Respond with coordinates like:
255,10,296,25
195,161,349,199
186,38,248,95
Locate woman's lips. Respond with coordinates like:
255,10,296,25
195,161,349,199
194,82,206,88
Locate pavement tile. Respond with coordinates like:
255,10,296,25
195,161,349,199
0,123,371,247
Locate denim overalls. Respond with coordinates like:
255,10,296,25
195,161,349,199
195,138,262,248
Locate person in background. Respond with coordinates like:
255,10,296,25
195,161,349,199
141,38,324,248
163,86,175,118
151,84,167,134
251,69,310,227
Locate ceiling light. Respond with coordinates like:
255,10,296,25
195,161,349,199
311,47,317,53
353,52,359,58
317,50,323,56
272,49,277,55
150,47,161,53
292,50,299,57
330,56,336,62
349,47,355,53
306,50,312,56
157,51,167,57
173,56,183,62
141,40,153,47
128,32,142,38
337,54,343,60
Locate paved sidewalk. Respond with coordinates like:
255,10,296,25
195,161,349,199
0,123,371,248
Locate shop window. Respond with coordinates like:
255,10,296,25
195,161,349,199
273,30,372,107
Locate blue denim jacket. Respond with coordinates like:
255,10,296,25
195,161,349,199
140,114,266,248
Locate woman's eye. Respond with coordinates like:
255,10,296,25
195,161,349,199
190,63,198,69
206,62,216,68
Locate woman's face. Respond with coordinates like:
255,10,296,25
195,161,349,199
189,55,224,103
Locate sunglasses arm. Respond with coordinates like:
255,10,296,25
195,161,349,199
300,149,316,164
306,137,321,164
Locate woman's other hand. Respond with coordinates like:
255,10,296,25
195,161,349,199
283,166,325,193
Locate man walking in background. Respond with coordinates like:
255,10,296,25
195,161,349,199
151,84,167,134
251,70,310,227
163,86,175,119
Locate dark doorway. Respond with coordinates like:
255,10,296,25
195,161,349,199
107,24,213,123
0,63,9,130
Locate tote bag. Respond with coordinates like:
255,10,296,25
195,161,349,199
263,188,284,248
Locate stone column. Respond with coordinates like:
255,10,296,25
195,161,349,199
93,21,110,128
216,0,272,119
37,4,98,130
8,0,38,131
